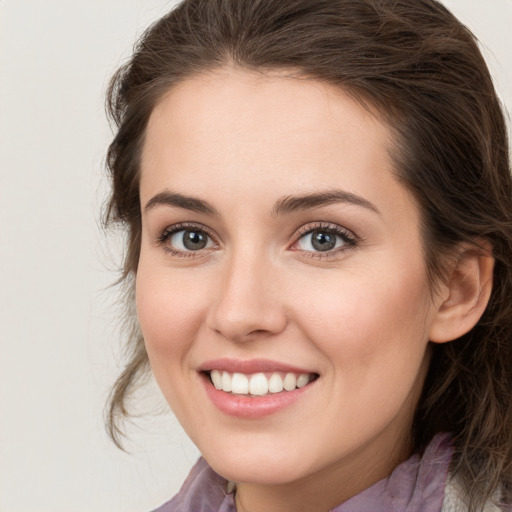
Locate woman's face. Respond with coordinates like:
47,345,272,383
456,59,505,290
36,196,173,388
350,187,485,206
137,69,442,492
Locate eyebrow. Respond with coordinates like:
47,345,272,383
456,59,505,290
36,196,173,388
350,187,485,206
144,188,379,217
272,190,380,216
144,191,219,216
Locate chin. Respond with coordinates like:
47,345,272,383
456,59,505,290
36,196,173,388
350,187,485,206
201,441,310,485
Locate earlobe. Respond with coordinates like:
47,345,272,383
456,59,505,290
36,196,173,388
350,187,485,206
429,241,494,344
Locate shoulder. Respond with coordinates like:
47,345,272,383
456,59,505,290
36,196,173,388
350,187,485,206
150,457,234,512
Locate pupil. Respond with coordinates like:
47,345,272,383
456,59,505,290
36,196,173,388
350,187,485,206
311,231,336,251
183,230,207,250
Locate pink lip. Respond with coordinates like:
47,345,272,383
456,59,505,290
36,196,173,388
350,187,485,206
198,359,319,419
199,358,315,375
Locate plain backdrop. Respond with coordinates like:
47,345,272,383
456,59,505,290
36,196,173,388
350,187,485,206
0,1,511,511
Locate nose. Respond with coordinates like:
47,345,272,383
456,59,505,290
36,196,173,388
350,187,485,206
206,249,287,342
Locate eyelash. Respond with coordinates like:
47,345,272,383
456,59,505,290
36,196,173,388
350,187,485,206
155,221,358,259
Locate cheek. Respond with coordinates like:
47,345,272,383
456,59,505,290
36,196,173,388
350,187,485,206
289,257,432,369
135,262,205,370
291,262,433,437
135,261,215,427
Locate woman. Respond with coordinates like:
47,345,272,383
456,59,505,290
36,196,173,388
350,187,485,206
104,0,512,510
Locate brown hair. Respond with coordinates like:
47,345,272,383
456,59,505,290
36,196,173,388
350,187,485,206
105,0,512,508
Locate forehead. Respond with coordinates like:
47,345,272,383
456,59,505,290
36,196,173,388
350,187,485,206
140,68,414,227
144,68,389,154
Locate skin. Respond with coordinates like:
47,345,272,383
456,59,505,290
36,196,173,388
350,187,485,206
136,68,453,512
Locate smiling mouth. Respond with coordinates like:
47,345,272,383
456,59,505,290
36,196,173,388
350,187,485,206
206,370,319,397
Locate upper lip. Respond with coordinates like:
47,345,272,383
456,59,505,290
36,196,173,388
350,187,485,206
199,358,317,375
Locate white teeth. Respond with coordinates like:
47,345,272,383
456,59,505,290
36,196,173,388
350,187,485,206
249,373,269,396
283,373,297,391
268,373,284,393
231,373,249,394
221,371,232,392
210,370,315,396
211,369,222,390
296,374,310,388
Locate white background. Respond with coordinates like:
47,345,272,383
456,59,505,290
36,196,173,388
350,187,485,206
0,1,511,511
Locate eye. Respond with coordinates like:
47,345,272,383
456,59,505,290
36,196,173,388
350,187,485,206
292,223,357,255
297,230,344,252
170,229,213,251
157,224,216,255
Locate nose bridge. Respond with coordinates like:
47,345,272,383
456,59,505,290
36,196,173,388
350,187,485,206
207,243,286,341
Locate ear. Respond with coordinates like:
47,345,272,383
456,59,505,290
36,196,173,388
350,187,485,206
429,240,494,344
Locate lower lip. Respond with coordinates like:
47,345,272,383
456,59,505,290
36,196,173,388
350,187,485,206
201,373,316,419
